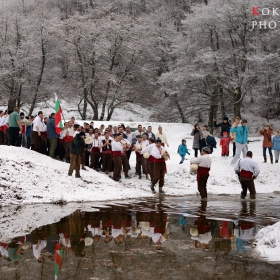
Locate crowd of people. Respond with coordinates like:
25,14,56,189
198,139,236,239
1,108,279,199
0,108,171,193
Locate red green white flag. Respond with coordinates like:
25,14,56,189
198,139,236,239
55,243,63,280
54,92,64,134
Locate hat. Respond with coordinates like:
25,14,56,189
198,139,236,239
265,123,271,127
223,116,228,121
202,146,211,153
136,135,142,138
113,133,120,137
182,139,186,142
20,112,25,116
79,132,85,137
223,132,228,136
155,138,162,143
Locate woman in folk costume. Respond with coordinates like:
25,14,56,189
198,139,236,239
149,138,170,194
155,126,169,147
259,123,274,163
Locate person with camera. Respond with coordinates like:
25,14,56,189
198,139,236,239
259,123,274,164
234,151,260,199
191,123,202,157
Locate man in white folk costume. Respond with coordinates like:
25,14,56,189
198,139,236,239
147,138,170,194
190,146,212,201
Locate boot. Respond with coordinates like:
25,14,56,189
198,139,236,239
150,184,156,193
81,164,87,170
159,187,165,194
263,156,267,163
125,172,131,179
276,160,278,163
270,156,273,164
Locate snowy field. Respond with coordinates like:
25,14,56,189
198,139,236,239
0,121,280,261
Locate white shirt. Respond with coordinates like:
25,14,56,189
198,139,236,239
191,154,212,168
32,240,46,259
33,116,44,132
62,127,74,137
234,157,260,177
141,143,156,154
4,115,9,126
112,140,123,152
125,132,134,143
92,137,102,148
149,145,167,159
73,131,80,137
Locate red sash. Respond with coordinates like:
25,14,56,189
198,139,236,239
59,139,64,143
197,166,210,181
91,147,100,153
64,135,73,142
103,150,112,154
113,151,121,156
3,125,8,130
148,155,155,163
136,151,143,158
240,170,253,179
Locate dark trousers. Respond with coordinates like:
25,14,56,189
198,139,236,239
85,150,90,167
113,155,122,180
0,131,4,145
33,131,42,153
90,151,100,169
9,127,20,146
240,178,256,199
148,161,155,181
233,142,236,157
126,149,132,168
193,148,199,158
80,148,85,165
121,155,129,175
64,141,71,162
136,156,148,175
263,147,272,157
197,174,209,199
152,162,165,188
3,129,9,145
102,153,113,172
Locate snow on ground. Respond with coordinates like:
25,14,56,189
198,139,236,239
1,121,280,208
254,221,280,262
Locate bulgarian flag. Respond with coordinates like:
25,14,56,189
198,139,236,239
55,243,64,280
54,92,64,134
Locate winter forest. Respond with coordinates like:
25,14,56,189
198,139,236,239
0,0,279,127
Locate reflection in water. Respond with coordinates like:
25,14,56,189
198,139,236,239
0,199,279,280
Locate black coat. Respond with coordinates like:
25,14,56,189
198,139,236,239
70,134,85,156
214,121,231,136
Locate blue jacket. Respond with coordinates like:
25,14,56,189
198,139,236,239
273,135,280,150
230,125,248,144
144,131,155,141
178,144,190,156
46,118,59,139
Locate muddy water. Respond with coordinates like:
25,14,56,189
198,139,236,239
0,194,280,280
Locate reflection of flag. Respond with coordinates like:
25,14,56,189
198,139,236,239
55,243,63,280
54,92,64,134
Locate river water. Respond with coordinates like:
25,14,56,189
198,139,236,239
0,194,280,280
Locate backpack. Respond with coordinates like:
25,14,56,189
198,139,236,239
206,135,217,149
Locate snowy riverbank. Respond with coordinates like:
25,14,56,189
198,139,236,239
1,122,280,207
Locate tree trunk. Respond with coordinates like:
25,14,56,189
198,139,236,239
28,29,46,116
173,93,186,123
208,91,219,134
233,87,242,119
8,94,17,111
219,88,225,118
82,97,87,120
